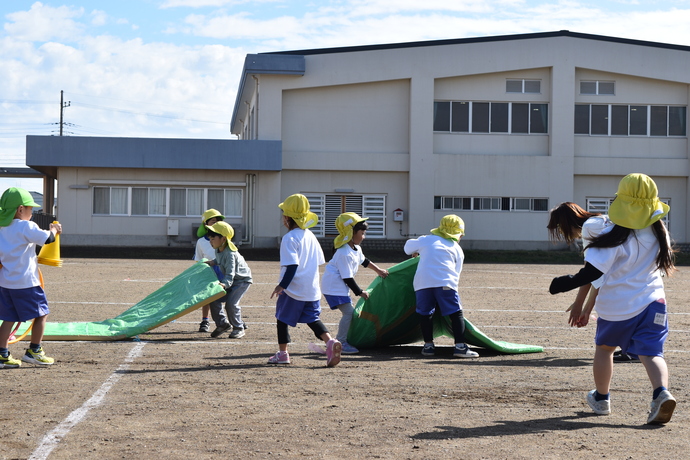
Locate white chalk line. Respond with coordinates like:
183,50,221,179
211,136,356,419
28,342,146,460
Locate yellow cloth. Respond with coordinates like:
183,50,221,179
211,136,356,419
197,208,225,237
278,194,318,229
608,173,669,229
205,221,238,251
430,214,465,242
333,212,368,249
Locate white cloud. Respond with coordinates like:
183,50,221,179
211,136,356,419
90,9,108,26
3,2,85,42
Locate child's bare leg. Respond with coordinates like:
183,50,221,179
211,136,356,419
593,344,616,394
0,321,16,348
319,332,333,343
29,315,48,345
639,355,669,390
201,304,210,319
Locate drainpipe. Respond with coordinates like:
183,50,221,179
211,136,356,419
251,75,259,139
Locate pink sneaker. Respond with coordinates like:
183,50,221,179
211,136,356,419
326,339,342,367
267,351,290,364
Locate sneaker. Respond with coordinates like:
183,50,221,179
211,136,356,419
326,339,342,367
613,350,640,363
267,351,290,364
0,354,21,369
229,328,245,339
341,342,359,354
421,343,435,356
210,323,231,338
307,342,327,355
454,343,479,358
647,390,676,425
586,390,611,415
22,347,54,366
198,320,210,333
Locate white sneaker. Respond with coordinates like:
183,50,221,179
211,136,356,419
647,390,676,424
453,343,479,358
586,390,611,415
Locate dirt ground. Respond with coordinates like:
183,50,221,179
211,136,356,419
1,257,689,460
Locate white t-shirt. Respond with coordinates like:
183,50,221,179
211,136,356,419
279,228,325,301
403,234,463,291
581,215,614,289
321,244,366,297
193,236,215,261
585,225,665,321
0,219,50,289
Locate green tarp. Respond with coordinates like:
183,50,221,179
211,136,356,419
12,262,225,341
348,258,543,354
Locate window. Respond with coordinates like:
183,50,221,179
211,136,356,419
506,79,541,93
434,101,548,134
92,186,243,217
587,197,670,227
575,104,686,137
580,81,615,95
434,196,548,212
302,194,386,238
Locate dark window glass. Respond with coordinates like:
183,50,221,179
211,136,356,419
590,105,609,135
131,188,148,215
434,196,441,209
501,197,510,211
451,102,469,132
630,105,647,135
512,103,529,133
669,106,687,136
433,101,450,131
574,105,590,134
651,106,668,136
490,103,509,133
506,80,522,92
524,80,540,93
462,197,471,209
530,104,548,133
472,102,489,133
580,81,596,94
533,199,549,211
611,105,628,135
93,187,110,214
598,82,615,95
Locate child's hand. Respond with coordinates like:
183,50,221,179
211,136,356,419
49,222,62,235
360,291,369,300
271,285,284,299
378,269,389,279
204,260,215,266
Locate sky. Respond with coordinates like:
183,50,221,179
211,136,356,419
2,0,690,194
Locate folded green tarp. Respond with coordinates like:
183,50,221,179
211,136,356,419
348,257,543,354
11,262,225,341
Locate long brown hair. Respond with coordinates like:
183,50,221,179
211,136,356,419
547,202,600,245
585,220,676,275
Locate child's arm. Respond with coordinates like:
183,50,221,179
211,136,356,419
343,278,369,300
49,222,62,236
362,259,388,278
271,264,297,298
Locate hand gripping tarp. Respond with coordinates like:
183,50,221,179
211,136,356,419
11,262,225,341
348,257,543,354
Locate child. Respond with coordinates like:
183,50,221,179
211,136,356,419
549,173,677,424
0,187,62,368
269,194,341,366
202,222,251,339
321,212,389,354
194,209,224,332
403,214,478,358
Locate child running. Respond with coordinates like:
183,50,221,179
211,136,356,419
203,222,251,339
321,212,389,354
549,173,677,424
269,194,341,366
194,209,224,332
403,214,478,358
0,187,62,368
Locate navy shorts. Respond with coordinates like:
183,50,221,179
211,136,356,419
415,287,461,316
595,301,668,358
275,293,321,327
324,294,351,310
0,286,50,322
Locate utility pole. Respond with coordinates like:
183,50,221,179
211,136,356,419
59,90,70,136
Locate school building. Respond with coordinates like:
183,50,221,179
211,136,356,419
25,30,690,250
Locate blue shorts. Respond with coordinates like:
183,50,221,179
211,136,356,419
415,287,461,316
595,301,668,357
324,294,351,310
0,286,50,322
275,293,321,327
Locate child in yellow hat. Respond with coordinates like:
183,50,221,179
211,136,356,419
202,221,251,339
550,173,677,424
403,214,479,358
0,187,62,368
193,209,224,332
269,194,341,366
321,212,389,354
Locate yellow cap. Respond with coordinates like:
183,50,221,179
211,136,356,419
278,194,318,229
197,209,224,237
608,173,669,229
430,214,465,242
205,221,238,251
333,212,368,249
